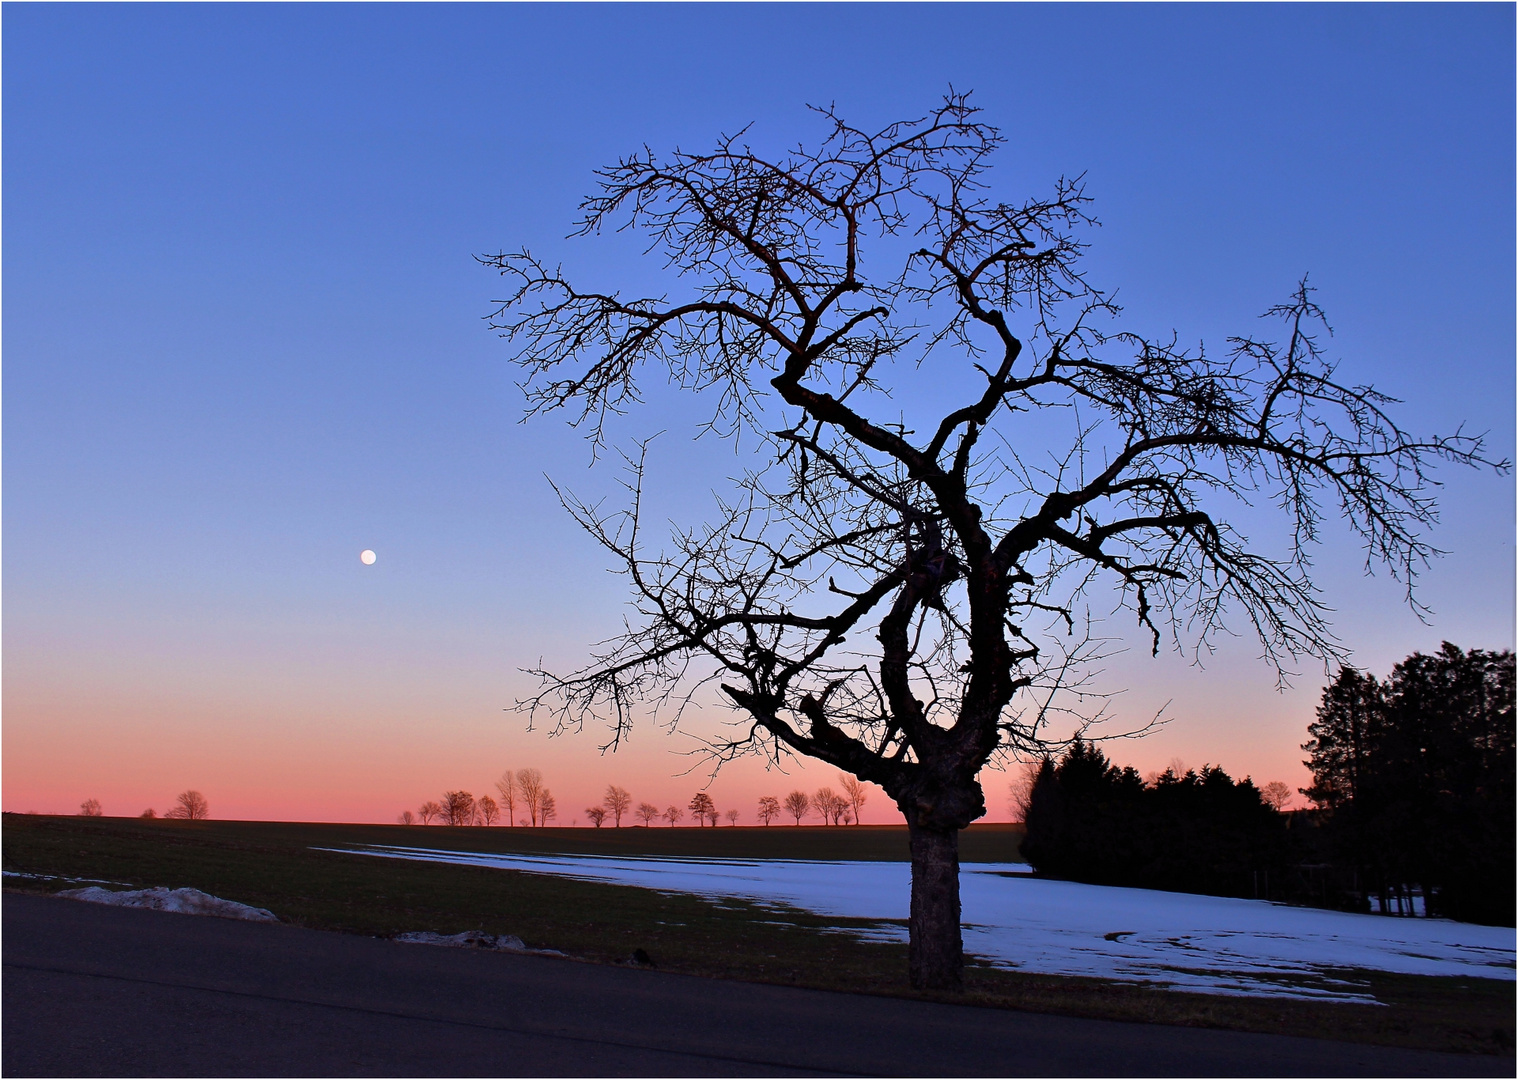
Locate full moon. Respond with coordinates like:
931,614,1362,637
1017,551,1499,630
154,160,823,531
360,549,377,565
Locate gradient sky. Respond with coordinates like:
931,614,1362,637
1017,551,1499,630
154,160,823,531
5,4,1513,824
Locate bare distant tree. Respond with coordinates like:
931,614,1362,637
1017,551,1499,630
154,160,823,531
140,808,157,819
783,791,811,825
398,809,416,825
604,784,632,826
1260,780,1293,812
440,791,476,826
417,800,442,825
757,795,781,825
79,799,102,817
164,790,209,821
539,790,557,825
517,768,546,827
815,787,849,825
725,808,740,826
636,801,661,826
495,770,519,826
490,95,1499,989
664,805,683,827
477,794,500,826
586,806,608,827
839,775,869,825
1008,758,1045,823
688,792,716,827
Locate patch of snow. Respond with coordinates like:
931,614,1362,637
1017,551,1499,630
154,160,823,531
395,930,526,950
5,870,133,887
58,886,278,923
324,845,1516,1002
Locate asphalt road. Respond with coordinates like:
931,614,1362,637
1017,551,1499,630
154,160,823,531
3,892,1509,1077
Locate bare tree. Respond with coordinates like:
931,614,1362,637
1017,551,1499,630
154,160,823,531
1008,757,1045,823
139,808,156,819
604,784,632,826
417,800,442,825
164,790,209,821
725,808,740,826
477,794,500,825
783,791,811,825
495,770,519,826
688,792,716,826
1260,780,1293,812
664,805,683,827
79,799,102,817
489,94,1500,989
586,806,608,827
757,795,781,825
838,775,869,824
398,810,416,825
517,768,546,827
539,790,557,825
636,801,661,826
815,787,849,825
441,791,476,826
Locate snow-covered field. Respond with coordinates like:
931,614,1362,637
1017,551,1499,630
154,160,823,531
329,845,1515,1002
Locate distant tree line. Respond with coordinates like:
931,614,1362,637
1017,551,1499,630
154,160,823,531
1021,742,1291,900
75,789,209,821
396,772,878,829
1021,643,1514,926
760,776,871,825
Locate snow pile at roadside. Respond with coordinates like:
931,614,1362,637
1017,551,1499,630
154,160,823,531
58,885,278,923
326,845,1516,1002
396,930,525,950
393,930,566,956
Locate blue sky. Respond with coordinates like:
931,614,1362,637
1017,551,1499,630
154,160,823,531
5,4,1513,820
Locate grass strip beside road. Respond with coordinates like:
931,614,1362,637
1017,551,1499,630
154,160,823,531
3,814,1511,1057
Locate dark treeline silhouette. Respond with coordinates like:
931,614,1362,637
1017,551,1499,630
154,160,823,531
1022,742,1291,900
1023,643,1514,927
1303,643,1513,925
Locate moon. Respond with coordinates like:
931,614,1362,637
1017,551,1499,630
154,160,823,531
360,549,377,565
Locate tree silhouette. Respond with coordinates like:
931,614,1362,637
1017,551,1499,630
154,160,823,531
814,786,848,825
165,790,209,821
663,805,683,827
636,801,661,826
604,784,632,826
490,95,1502,990
517,768,547,827
1304,644,1514,923
495,770,519,826
79,799,102,817
477,794,500,825
586,806,607,827
688,792,716,827
839,775,869,824
417,800,442,825
1259,781,1292,812
757,795,781,825
398,809,416,825
783,790,811,825
441,790,476,826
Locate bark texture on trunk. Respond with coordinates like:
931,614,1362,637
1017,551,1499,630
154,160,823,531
907,822,963,991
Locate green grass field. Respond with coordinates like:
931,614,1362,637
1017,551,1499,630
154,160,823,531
4,813,1511,1057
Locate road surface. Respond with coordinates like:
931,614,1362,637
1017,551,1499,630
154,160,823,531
3,892,1508,1077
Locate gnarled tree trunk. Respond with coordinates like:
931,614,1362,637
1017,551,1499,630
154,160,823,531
907,819,963,991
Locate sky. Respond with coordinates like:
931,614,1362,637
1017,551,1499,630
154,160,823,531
5,4,1513,824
